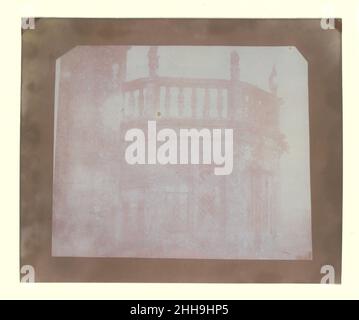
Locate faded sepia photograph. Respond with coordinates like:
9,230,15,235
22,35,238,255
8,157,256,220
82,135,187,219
20,18,342,282
52,46,311,260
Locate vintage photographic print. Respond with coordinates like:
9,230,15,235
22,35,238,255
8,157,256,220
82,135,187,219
20,19,342,282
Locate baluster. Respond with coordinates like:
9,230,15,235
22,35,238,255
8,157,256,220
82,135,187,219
164,86,170,117
128,91,135,117
203,88,210,118
178,87,185,117
217,88,224,119
223,89,228,119
153,85,160,117
138,88,145,117
191,87,196,118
